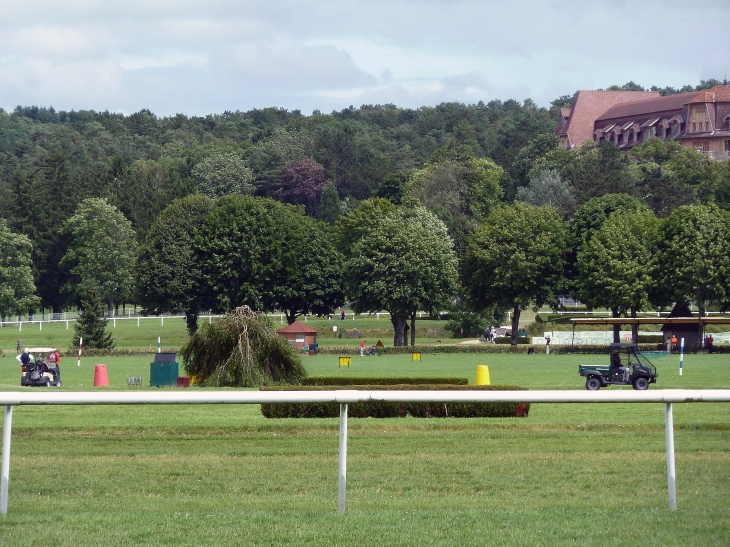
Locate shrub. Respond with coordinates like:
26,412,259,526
260,384,529,419
494,336,530,344
179,306,305,387
302,377,468,386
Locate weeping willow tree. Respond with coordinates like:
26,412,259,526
179,306,305,386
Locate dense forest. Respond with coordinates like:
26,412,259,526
1,79,729,328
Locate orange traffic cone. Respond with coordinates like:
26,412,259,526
94,364,109,387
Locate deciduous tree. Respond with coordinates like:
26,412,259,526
61,198,138,311
656,204,730,317
197,195,344,323
0,220,40,319
575,211,659,342
136,195,214,335
347,207,458,346
465,203,568,345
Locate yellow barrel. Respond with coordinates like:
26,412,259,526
475,365,491,385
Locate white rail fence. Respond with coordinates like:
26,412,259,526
2,389,730,515
1,311,454,331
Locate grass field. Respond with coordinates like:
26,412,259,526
0,348,728,545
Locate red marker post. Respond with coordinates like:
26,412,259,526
77,337,83,366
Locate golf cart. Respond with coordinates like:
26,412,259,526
19,347,62,388
579,343,657,391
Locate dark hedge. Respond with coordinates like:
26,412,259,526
260,384,530,419
317,343,665,355
301,377,468,386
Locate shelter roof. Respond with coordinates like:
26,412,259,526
277,321,318,334
570,317,730,326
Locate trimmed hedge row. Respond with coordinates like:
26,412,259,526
58,348,180,357
494,336,530,344
317,343,665,355
260,384,530,419
302,377,468,386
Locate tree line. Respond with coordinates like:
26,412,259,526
1,82,730,346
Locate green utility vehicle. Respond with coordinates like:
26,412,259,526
579,343,658,390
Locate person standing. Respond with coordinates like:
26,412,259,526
545,335,551,355
19,348,31,367
360,339,365,357
671,334,678,354
708,335,714,354
16,338,21,353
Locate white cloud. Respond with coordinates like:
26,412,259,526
0,0,728,115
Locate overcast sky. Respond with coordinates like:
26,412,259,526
1,0,728,117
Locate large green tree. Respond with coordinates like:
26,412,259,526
465,203,569,345
656,204,730,317
61,198,138,310
575,211,659,342
346,207,458,346
136,195,214,335
197,195,344,323
0,220,40,319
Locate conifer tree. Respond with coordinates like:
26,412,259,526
72,290,115,350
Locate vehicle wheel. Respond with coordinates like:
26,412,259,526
43,378,51,387
633,377,649,390
586,377,601,391
56,380,62,388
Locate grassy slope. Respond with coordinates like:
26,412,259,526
0,351,728,546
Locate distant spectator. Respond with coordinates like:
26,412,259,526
708,335,714,354
16,338,21,353
671,335,678,353
545,335,551,355
340,309,345,321
360,339,365,357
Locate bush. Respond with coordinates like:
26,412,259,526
179,306,305,387
494,336,530,344
317,343,667,355
302,377,468,386
260,384,530,419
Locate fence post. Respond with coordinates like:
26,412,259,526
338,403,348,513
1,405,13,516
665,403,677,510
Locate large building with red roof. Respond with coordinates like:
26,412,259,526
554,90,659,150
555,85,730,160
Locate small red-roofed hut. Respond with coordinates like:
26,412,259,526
277,321,318,349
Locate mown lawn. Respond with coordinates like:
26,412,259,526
0,352,728,546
